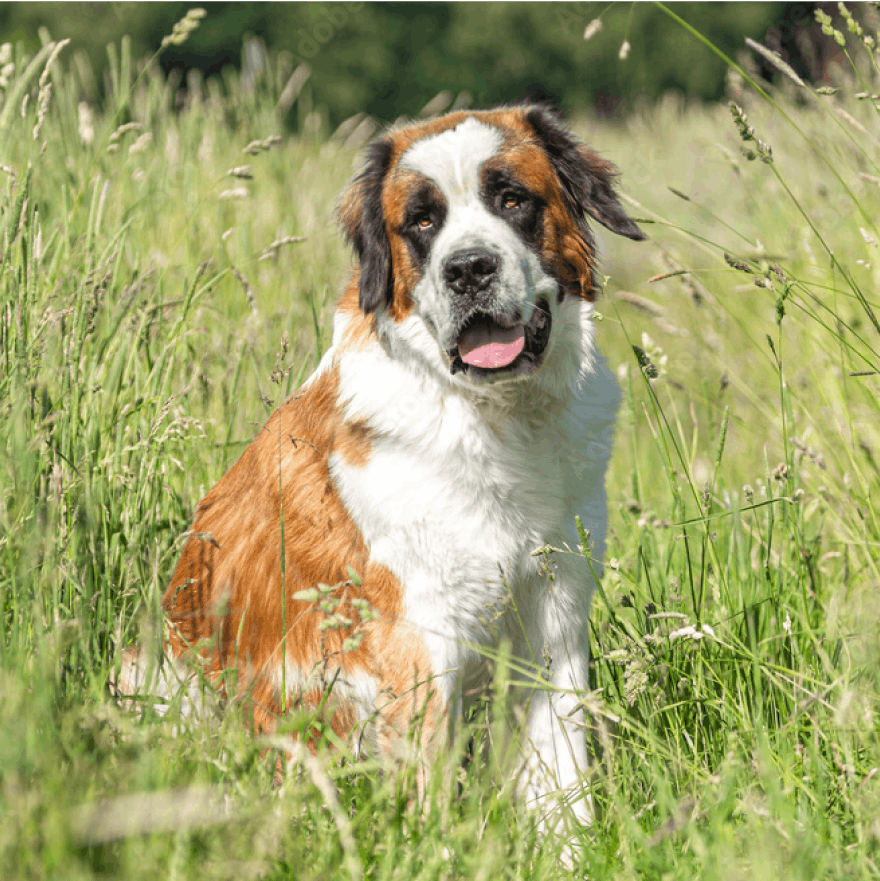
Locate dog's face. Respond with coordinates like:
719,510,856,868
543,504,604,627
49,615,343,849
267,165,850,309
340,106,644,384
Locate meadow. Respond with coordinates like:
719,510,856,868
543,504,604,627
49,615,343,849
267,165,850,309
1,8,879,879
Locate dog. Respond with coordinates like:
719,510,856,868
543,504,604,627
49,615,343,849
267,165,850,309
117,104,644,823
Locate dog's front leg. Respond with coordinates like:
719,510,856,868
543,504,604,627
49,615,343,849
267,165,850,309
518,563,595,828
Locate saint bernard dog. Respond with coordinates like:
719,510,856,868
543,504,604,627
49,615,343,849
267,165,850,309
117,105,644,823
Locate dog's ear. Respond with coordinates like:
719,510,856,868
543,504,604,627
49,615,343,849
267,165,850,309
526,106,645,241
339,138,395,313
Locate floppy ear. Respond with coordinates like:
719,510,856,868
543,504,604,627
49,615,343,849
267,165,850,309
338,138,395,313
526,106,645,241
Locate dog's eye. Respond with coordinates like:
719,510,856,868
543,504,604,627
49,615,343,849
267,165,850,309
413,212,433,231
502,193,522,209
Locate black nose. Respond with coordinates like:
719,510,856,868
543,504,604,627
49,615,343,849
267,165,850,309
443,248,500,295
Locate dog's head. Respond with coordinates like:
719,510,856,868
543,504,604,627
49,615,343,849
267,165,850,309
340,105,644,385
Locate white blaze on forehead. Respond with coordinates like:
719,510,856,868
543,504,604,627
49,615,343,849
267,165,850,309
399,117,504,199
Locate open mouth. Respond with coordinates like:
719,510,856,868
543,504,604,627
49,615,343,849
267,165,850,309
449,298,552,377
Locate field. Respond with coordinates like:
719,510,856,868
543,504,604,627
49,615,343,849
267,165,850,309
1,11,879,880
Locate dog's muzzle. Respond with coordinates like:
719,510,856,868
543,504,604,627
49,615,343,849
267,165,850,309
440,246,553,379
448,297,552,378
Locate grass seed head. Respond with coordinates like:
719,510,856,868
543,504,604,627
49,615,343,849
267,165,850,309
128,132,152,155
33,40,70,141
837,2,863,37
0,46,14,89
583,19,602,41
108,121,141,144
815,7,848,46
724,252,751,272
242,135,282,155
745,37,805,87
162,8,207,48
729,102,773,163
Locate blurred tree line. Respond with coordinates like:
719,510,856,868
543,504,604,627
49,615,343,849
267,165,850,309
0,2,835,126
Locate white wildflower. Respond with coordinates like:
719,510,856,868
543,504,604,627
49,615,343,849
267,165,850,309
670,624,715,642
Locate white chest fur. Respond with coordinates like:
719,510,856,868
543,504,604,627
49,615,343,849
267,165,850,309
328,299,619,705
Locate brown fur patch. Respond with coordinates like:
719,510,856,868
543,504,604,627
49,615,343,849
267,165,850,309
337,275,381,349
481,142,597,302
162,365,441,751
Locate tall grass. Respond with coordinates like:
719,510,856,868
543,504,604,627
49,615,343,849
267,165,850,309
0,7,879,879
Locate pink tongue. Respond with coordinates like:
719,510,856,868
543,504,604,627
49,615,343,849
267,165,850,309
458,323,525,368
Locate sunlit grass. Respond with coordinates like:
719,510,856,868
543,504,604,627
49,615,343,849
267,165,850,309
1,7,879,878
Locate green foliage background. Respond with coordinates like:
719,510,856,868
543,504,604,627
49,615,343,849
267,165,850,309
0,2,788,125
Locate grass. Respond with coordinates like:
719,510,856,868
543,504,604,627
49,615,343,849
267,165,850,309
1,8,880,879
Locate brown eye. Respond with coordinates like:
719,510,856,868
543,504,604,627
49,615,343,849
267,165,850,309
502,194,521,209
417,216,433,230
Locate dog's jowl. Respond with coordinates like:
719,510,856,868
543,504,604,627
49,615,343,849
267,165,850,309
117,105,644,822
